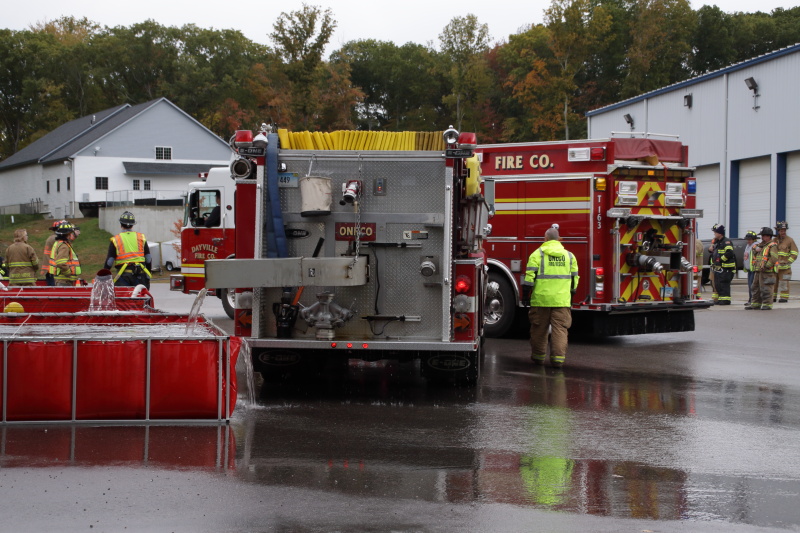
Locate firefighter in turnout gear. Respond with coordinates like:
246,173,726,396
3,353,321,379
747,227,780,310
41,219,66,286
50,222,82,286
708,224,735,305
522,226,579,368
5,229,39,285
772,221,797,302
105,211,152,288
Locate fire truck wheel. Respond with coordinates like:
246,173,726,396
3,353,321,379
220,288,235,319
484,272,516,338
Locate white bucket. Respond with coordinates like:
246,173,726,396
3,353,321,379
299,176,332,216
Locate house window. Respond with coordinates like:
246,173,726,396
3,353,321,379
96,177,109,190
133,179,140,191
47,181,50,193
144,179,151,191
57,179,60,192
155,146,172,160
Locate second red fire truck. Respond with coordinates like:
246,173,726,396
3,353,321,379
477,135,711,338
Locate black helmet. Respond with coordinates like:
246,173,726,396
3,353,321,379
759,227,774,237
744,231,757,240
120,211,136,226
776,221,789,230
54,221,76,236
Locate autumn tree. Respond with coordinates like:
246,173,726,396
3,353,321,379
271,4,336,129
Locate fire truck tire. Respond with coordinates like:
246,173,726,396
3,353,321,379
220,288,235,319
484,272,516,338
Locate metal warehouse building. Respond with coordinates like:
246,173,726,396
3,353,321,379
587,43,800,247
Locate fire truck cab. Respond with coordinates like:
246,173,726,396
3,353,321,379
170,168,238,318
478,135,712,338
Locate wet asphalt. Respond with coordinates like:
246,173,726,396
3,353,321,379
1,280,799,532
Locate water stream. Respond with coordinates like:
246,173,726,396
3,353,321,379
185,288,208,335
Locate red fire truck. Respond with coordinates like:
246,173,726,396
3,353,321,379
202,125,488,384
477,136,711,338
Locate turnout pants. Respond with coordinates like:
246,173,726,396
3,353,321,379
751,271,777,309
528,307,572,365
774,267,792,300
714,269,734,304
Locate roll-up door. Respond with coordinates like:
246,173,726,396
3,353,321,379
695,164,719,236
786,152,800,232
738,157,771,237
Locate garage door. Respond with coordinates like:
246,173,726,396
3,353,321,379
738,157,771,238
786,152,800,231
695,164,719,236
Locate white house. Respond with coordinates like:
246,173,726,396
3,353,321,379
586,43,800,243
0,98,232,221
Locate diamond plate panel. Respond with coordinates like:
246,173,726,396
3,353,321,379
254,153,452,341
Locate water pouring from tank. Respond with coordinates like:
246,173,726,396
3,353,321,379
88,269,117,311
185,287,208,334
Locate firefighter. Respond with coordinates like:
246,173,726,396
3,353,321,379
708,224,735,305
105,211,152,289
772,221,797,302
5,229,39,286
204,191,222,228
747,227,779,310
743,230,758,305
521,225,579,368
41,219,66,286
50,222,82,286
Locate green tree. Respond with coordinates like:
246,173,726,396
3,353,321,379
545,0,613,139
332,40,446,131
621,0,696,98
271,4,336,129
439,14,493,132
0,29,71,158
33,16,104,117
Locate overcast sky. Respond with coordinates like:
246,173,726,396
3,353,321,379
6,0,797,55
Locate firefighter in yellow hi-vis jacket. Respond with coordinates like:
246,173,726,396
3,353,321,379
522,225,579,368
773,221,797,302
105,211,152,289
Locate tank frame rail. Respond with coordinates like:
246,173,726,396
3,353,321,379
1,313,237,424
1,285,154,313
0,423,235,470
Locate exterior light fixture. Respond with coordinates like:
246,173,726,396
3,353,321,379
744,77,760,110
684,94,693,108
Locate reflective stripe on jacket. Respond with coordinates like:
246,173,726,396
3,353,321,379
50,240,81,281
712,239,736,270
775,235,798,270
755,241,779,273
522,240,579,307
6,241,39,284
112,231,147,265
40,234,56,274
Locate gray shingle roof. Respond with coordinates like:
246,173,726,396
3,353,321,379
0,98,176,171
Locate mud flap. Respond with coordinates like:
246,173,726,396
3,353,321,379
421,349,482,386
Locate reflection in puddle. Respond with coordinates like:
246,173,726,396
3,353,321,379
0,425,235,471
234,360,800,527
